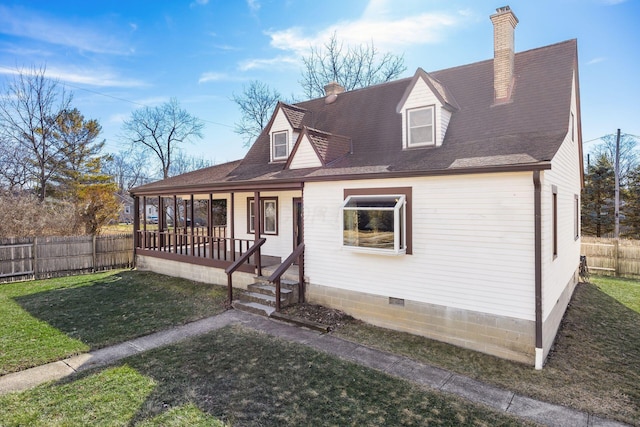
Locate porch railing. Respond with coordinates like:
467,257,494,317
268,243,304,312
136,226,255,264
225,238,266,303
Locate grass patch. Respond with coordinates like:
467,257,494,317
0,326,532,426
335,281,640,425
0,270,228,375
591,275,640,312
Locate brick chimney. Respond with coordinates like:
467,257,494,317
490,6,518,103
324,81,345,96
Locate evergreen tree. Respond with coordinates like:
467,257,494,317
582,154,615,237
622,165,640,238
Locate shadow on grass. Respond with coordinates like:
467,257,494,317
334,282,640,425
114,325,531,427
13,270,228,349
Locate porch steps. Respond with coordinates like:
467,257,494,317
232,278,300,317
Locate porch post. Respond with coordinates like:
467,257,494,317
230,192,235,261
133,196,140,251
173,195,178,253
142,196,147,249
182,199,188,254
158,196,165,251
190,194,195,256
208,193,214,259
254,191,262,276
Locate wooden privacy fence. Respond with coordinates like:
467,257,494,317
581,237,640,278
0,234,134,283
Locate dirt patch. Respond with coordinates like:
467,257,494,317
281,303,354,331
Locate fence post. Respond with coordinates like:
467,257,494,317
92,234,97,273
33,237,38,280
614,239,619,277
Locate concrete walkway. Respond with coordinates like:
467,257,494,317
0,310,629,427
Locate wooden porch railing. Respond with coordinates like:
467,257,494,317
268,243,304,312
224,238,266,304
136,227,255,263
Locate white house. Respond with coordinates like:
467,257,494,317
130,6,583,368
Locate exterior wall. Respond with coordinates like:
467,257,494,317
400,79,445,147
308,283,534,363
539,71,582,358
136,254,255,289
303,172,537,361
232,190,301,260
289,135,322,169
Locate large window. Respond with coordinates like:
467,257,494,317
272,131,288,160
342,194,406,254
248,197,278,235
407,106,434,147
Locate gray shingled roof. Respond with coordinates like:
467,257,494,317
132,40,578,195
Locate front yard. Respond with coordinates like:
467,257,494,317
0,270,638,425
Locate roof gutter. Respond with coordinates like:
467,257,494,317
533,170,543,369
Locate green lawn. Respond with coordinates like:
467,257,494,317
336,277,640,425
0,270,228,375
0,326,532,426
1,271,637,425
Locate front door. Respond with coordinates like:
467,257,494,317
293,198,303,264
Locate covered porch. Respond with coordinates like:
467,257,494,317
131,181,305,311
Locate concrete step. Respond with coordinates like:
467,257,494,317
242,291,291,308
232,300,275,317
255,277,299,289
248,283,293,297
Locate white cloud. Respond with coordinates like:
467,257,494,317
587,57,606,65
247,0,261,13
0,65,146,88
0,6,133,56
198,72,229,83
238,55,299,71
267,5,460,55
239,1,461,74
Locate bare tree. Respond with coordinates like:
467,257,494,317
300,32,406,99
0,139,30,191
121,98,204,179
231,80,281,146
592,133,638,186
169,148,212,176
104,149,153,194
0,66,72,200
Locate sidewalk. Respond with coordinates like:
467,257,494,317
0,310,629,427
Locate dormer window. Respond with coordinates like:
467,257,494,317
407,106,434,147
272,131,288,161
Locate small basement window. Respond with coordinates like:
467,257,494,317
342,194,406,254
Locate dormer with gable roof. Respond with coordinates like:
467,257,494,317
268,102,307,162
286,127,351,170
396,68,459,149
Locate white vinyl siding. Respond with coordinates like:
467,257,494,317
540,71,582,322
288,135,322,169
303,173,535,320
233,191,300,260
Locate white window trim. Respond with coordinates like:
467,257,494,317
406,105,435,148
271,131,288,161
341,194,406,255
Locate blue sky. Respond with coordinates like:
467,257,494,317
0,0,638,165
